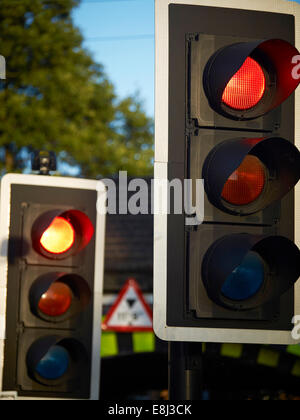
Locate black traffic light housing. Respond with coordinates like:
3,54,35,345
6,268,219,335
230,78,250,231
154,1,300,344
0,174,106,399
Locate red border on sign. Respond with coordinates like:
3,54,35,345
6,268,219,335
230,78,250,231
102,278,153,332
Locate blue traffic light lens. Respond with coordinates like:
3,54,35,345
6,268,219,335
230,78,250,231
35,345,70,380
221,251,264,301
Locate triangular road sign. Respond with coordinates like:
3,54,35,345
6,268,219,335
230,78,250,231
102,278,153,332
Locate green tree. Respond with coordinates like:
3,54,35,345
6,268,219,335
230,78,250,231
0,0,153,177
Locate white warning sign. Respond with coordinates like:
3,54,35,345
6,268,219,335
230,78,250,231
102,279,153,332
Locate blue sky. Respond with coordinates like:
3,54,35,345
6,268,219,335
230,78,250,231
72,0,300,119
73,0,155,117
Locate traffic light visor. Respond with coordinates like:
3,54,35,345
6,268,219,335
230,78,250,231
221,251,265,301
35,345,70,380
38,282,73,317
27,337,90,386
202,234,300,311
203,39,300,120
221,155,266,206
30,273,92,322
32,209,94,259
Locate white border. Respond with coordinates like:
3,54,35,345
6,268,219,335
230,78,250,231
154,0,300,344
0,174,106,400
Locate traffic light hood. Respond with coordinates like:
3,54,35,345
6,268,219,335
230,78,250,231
203,39,300,120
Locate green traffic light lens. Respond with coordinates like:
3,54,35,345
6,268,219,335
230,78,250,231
221,251,265,301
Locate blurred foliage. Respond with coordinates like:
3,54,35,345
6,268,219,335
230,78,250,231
0,0,153,177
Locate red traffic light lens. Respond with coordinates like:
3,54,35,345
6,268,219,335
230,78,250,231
38,282,72,317
40,217,75,255
222,155,266,206
222,57,266,110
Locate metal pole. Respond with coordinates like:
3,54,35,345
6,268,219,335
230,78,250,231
169,342,203,400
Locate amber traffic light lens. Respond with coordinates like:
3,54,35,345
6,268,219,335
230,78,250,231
222,57,266,110
38,282,72,317
40,217,75,255
222,155,266,206
35,345,70,380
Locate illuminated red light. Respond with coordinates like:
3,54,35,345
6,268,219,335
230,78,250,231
38,282,72,317
222,155,266,206
222,57,266,110
40,217,75,255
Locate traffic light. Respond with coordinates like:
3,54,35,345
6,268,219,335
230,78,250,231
0,174,106,399
154,0,300,344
